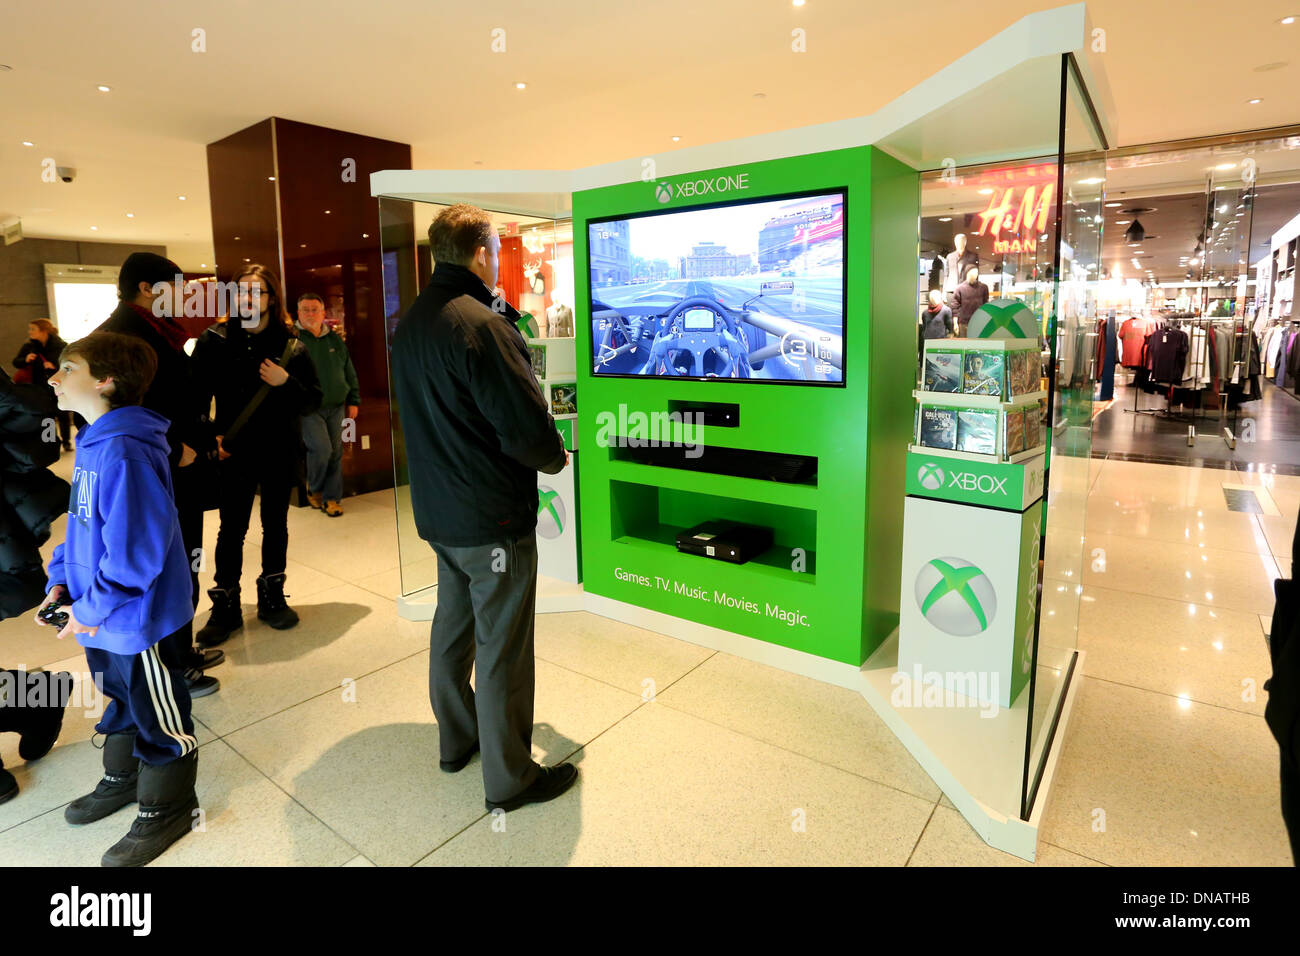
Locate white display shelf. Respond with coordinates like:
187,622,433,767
923,337,1039,353
913,389,1046,408
908,444,1046,465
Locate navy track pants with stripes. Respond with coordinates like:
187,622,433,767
84,629,197,766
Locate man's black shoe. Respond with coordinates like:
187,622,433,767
484,763,578,812
185,648,224,671
184,671,219,699
440,741,479,773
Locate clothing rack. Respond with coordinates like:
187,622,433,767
1125,315,1246,447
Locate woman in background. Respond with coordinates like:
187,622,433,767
12,319,71,450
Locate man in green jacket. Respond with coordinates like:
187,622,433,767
294,293,360,516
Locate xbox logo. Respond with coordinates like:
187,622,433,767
537,486,565,539
966,299,1037,339
917,462,946,491
915,557,997,636
654,181,673,204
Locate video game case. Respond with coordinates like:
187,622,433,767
1007,350,1039,398
923,351,962,392
1023,400,1042,450
529,344,547,378
963,351,1003,397
549,382,577,416
1004,407,1025,457
918,406,958,450
956,409,998,455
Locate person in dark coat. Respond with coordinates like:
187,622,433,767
951,267,990,336
0,368,73,804
190,264,322,646
13,318,71,449
96,252,221,698
392,204,574,814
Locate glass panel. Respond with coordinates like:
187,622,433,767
1023,57,1106,817
378,197,570,597
910,64,1068,826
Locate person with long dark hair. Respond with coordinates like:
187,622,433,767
191,265,321,646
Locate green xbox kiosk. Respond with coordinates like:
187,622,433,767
574,146,918,665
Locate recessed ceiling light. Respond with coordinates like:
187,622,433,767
89,226,97,231
96,84,111,92
793,0,806,7
671,136,681,143
1115,220,1131,225
1105,201,1122,207
1078,177,1104,185
268,176,275,181
200,263,207,268
978,188,993,195
938,217,952,222
362,233,369,238
234,236,240,240
515,82,527,90
21,140,33,147
1248,97,1263,104
300,243,307,248
324,209,330,214
1282,15,1296,24
178,195,186,200
126,213,134,218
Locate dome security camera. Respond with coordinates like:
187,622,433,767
56,166,76,183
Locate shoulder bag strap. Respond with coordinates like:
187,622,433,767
224,339,299,444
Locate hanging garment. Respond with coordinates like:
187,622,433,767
1118,317,1149,368
1149,328,1189,384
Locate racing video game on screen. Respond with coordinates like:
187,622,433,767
588,191,844,384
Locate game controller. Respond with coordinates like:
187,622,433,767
38,598,69,628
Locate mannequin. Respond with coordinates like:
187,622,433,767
951,265,990,335
943,234,978,297
921,289,954,339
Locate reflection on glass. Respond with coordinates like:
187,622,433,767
378,198,574,596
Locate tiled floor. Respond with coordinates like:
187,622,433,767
0,452,1293,865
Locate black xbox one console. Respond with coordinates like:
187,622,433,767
675,521,774,564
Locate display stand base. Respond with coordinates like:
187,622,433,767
394,581,1081,861
859,630,1084,861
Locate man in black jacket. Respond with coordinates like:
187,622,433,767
95,253,221,697
392,204,574,813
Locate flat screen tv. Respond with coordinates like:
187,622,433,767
587,189,845,384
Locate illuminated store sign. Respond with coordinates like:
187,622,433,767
975,184,1055,254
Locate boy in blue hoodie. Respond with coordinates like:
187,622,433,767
35,331,200,867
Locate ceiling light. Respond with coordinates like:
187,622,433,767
200,264,207,268
1215,163,1236,171
126,213,133,218
1248,97,1263,104
1078,177,1104,185
671,136,681,143
268,176,275,181
515,82,527,90
324,209,330,214
96,84,111,92
1283,15,1296,24
1094,215,1103,223
793,0,806,6
89,226,97,231
1105,201,1122,207
978,188,993,195
178,195,186,200
938,216,952,222
362,233,369,238
21,140,33,147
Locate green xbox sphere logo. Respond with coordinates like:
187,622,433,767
537,487,565,539
917,461,946,491
915,557,997,636
966,299,1037,339
655,182,673,204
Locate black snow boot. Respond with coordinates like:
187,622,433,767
0,760,16,805
256,573,299,629
8,671,74,761
101,750,199,867
195,587,243,648
65,732,139,824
